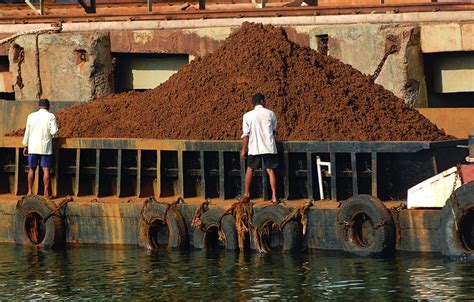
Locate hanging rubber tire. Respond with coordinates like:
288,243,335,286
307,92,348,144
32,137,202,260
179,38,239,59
440,182,474,260
139,202,187,250
193,208,237,251
14,195,65,249
252,205,300,253
337,195,395,257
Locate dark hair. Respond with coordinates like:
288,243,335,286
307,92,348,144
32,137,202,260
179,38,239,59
39,99,50,108
252,93,265,106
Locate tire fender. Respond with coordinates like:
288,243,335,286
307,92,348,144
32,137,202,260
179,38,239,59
14,195,65,249
440,182,474,260
139,202,187,250
193,208,237,251
337,195,395,257
252,205,300,253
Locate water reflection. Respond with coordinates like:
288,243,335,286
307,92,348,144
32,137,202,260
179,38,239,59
0,245,472,300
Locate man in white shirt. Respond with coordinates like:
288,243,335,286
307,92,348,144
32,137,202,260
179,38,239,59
22,99,59,198
240,93,278,203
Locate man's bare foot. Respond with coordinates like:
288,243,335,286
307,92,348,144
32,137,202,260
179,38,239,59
27,191,32,196
241,196,250,203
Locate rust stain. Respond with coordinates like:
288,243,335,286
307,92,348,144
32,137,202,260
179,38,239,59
109,29,223,58
284,27,310,48
133,30,153,44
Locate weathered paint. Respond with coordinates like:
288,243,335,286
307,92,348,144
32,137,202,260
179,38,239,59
398,228,441,252
0,197,450,254
9,32,114,102
397,209,441,252
0,201,17,244
65,202,141,245
109,29,223,58
306,207,342,250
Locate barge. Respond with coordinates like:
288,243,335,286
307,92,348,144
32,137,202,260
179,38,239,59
0,135,472,260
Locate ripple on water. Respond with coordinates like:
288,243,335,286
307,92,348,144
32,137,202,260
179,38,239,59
0,246,472,300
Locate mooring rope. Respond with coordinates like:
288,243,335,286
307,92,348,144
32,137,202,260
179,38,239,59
219,197,254,251
140,196,157,225
191,199,210,229
279,199,314,235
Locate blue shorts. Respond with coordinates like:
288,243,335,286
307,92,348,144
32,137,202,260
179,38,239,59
28,154,53,169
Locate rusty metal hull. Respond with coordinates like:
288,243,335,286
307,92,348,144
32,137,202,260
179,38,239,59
0,197,443,253
0,137,466,255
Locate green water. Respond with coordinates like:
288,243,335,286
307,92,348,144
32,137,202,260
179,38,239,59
0,245,473,300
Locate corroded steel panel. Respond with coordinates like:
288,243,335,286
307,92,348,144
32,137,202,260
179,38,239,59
65,202,142,245
397,209,441,252
0,201,17,243
399,209,441,229
0,196,450,254
110,29,223,58
306,208,342,250
398,228,441,252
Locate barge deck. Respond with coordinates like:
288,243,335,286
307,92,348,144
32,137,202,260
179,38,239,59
0,136,470,258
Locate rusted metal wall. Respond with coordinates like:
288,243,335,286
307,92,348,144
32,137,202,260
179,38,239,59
307,208,342,250
0,198,445,253
397,209,441,252
65,202,142,245
0,201,17,244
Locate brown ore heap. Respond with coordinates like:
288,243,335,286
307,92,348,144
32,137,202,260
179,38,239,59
12,22,452,141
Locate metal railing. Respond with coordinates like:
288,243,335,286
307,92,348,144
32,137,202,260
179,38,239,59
0,137,466,201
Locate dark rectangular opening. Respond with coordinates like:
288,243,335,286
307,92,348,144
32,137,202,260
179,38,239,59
160,151,178,198
78,149,96,196
0,148,16,194
317,34,329,56
224,152,241,200
356,153,372,195
141,150,157,198
288,152,307,200
121,150,137,197
204,151,219,199
336,153,352,201
99,150,118,197
378,151,435,201
183,151,201,198
57,149,76,197
423,51,474,108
